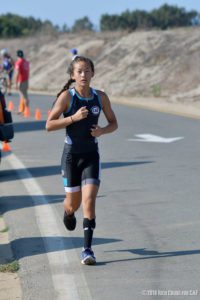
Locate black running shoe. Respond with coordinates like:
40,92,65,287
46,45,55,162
63,211,76,231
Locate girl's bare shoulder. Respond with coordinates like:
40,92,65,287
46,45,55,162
96,89,110,107
57,89,71,103
55,89,72,112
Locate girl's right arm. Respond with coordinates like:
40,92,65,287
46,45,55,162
46,91,73,131
46,91,88,131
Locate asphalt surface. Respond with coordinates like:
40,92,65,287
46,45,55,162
0,92,200,300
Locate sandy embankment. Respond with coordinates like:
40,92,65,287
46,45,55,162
111,95,200,118
0,29,200,118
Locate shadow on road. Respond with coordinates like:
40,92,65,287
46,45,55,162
0,195,64,214
14,120,46,133
95,248,200,265
0,161,154,182
2,240,198,264
0,236,122,260
0,194,105,214
101,161,154,169
0,165,61,182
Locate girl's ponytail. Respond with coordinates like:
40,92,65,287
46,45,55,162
53,78,75,107
56,79,75,99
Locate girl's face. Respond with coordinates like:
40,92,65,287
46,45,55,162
71,61,94,87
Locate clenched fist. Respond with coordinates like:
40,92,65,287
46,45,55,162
90,124,102,137
72,106,88,122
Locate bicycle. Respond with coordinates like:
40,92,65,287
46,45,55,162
0,71,8,94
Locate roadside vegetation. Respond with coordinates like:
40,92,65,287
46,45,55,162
0,260,19,273
0,4,199,38
0,214,19,273
0,226,9,233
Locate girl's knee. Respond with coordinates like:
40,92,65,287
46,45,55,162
63,197,81,213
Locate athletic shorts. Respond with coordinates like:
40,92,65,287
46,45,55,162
61,149,101,193
19,80,28,99
8,71,13,79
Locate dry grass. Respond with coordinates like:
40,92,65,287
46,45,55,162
0,226,9,233
0,260,19,273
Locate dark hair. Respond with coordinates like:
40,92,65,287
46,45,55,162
17,50,24,58
55,56,94,100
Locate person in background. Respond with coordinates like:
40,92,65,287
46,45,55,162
15,50,29,113
0,49,15,95
70,48,79,60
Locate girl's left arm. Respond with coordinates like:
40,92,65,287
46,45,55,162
91,91,118,138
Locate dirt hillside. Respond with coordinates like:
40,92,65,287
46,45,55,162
0,28,200,104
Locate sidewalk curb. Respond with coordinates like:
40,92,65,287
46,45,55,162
0,218,14,265
0,216,22,299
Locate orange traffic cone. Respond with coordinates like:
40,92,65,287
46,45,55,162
24,106,30,117
8,101,14,111
35,108,41,120
48,110,51,117
2,141,10,152
18,97,24,113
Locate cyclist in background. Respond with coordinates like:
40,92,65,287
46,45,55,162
0,49,14,95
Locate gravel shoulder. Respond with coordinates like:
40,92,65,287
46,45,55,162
0,217,22,300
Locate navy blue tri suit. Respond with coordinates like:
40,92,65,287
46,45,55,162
3,57,13,79
61,88,102,193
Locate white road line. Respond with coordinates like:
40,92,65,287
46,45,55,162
128,134,184,143
4,152,92,300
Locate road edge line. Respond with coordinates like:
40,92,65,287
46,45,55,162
3,152,87,300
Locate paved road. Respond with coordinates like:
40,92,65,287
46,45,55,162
1,92,200,299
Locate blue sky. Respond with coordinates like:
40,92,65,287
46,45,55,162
0,0,199,29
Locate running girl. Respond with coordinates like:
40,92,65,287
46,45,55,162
46,56,118,265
